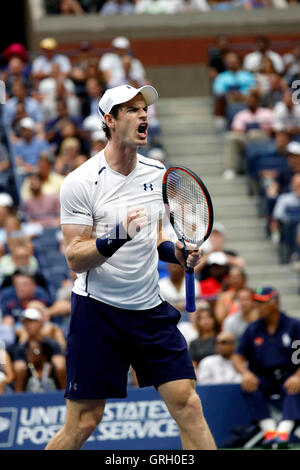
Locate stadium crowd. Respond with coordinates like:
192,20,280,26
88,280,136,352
0,32,300,448
44,0,300,15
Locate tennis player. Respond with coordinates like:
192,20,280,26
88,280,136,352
45,84,216,450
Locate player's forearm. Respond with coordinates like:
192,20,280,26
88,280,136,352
66,238,107,273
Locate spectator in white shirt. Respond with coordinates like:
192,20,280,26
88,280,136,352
223,287,259,341
224,89,273,179
32,38,72,82
197,331,242,385
243,36,284,75
273,89,300,136
99,36,146,89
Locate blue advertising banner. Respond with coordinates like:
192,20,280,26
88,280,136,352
0,384,252,450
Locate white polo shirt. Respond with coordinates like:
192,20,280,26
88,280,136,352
60,150,167,310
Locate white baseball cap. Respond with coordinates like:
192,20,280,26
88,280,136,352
287,141,300,156
22,308,42,321
19,117,36,131
0,192,14,207
111,36,130,49
98,84,158,123
207,251,228,266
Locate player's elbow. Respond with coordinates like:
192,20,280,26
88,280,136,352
65,248,82,273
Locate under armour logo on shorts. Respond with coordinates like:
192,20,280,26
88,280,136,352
144,183,153,191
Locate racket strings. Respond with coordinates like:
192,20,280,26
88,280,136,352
165,170,209,243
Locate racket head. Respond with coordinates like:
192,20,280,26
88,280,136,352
162,165,214,247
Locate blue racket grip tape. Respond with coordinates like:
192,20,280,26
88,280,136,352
185,268,196,312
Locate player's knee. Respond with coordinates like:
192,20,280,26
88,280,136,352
171,390,204,423
73,409,103,440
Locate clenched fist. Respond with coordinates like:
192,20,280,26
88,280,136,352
122,206,148,239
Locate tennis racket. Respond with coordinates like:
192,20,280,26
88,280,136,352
162,165,214,312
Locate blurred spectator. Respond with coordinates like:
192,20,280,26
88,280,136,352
0,345,15,394
283,46,300,84
273,89,300,135
175,0,210,10
232,286,300,449
90,129,107,155
243,37,284,74
31,38,72,82
180,0,210,10
45,99,82,151
0,142,11,193
264,141,300,223
99,36,146,89
223,90,273,180
214,52,255,96
208,0,237,10
0,239,39,284
270,173,300,248
1,56,32,97
196,223,245,280
208,35,231,82
12,117,50,175
58,0,84,13
16,301,66,352
21,173,60,228
39,63,80,121
100,0,135,14
21,151,64,201
1,270,51,327
81,77,103,118
197,331,241,384
158,263,201,312
71,41,95,96
260,73,287,108
215,266,248,325
189,305,219,371
213,52,255,130
1,43,29,64
199,251,229,300
223,287,259,340
10,328,66,392
0,193,15,255
4,80,43,127
55,137,86,175
255,56,279,96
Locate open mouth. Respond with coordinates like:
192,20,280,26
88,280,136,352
137,122,148,138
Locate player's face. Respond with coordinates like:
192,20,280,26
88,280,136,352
114,94,149,147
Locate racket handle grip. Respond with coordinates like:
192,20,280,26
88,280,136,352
185,268,196,312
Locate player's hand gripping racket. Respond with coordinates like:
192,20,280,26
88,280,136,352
162,166,214,312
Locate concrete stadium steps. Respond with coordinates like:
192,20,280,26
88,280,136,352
156,96,300,319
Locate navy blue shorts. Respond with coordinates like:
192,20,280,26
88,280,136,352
65,293,196,400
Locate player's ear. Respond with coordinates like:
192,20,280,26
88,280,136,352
104,113,115,131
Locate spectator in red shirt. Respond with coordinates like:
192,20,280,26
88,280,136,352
200,252,229,300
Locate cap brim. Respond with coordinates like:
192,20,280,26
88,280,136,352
99,85,158,123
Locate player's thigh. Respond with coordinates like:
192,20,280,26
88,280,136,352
64,398,106,430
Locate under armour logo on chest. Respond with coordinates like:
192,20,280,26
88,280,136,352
144,183,154,191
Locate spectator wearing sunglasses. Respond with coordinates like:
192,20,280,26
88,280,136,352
197,331,241,385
